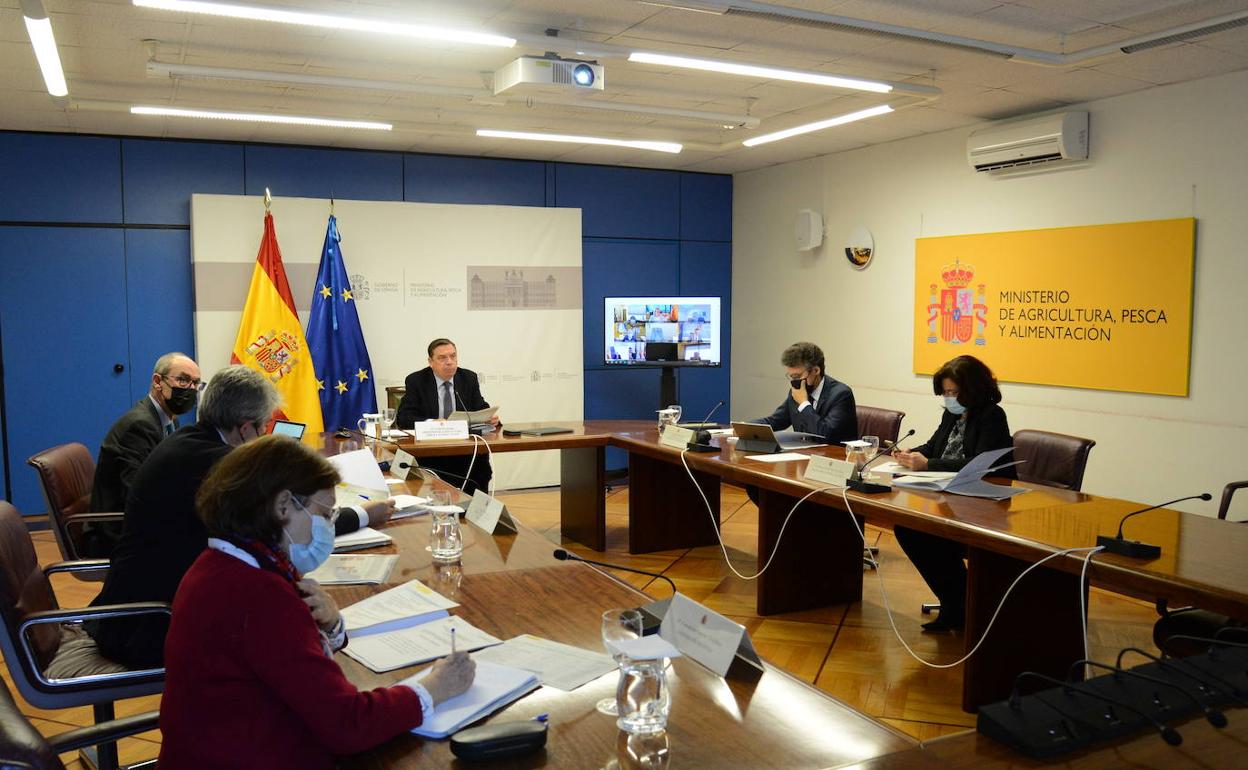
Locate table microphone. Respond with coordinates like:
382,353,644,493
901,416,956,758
847,429,916,493
687,400,725,452
552,549,676,594
1067,659,1227,728
1097,493,1211,559
1010,672,1183,747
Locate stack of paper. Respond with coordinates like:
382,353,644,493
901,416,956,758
402,660,540,739
389,494,430,520
328,449,389,508
473,634,616,691
892,447,1027,500
343,616,502,673
342,579,458,636
305,554,397,585
333,527,394,553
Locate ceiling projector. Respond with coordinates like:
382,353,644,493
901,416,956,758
494,56,605,95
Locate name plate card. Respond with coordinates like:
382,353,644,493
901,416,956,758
659,593,762,677
391,449,417,481
465,489,517,534
414,420,469,441
804,455,856,487
659,425,695,451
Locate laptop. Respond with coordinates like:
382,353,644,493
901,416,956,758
730,422,826,453
271,420,306,439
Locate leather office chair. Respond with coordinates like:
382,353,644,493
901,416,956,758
0,678,157,770
385,386,407,413
1152,481,1248,656
855,406,905,568
855,405,905,445
1010,429,1096,491
0,501,166,770
26,443,123,567
919,429,1096,615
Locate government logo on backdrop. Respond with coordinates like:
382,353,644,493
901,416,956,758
925,260,987,347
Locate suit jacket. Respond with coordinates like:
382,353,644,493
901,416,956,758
759,377,858,444
396,366,490,429
91,397,176,512
912,403,1016,477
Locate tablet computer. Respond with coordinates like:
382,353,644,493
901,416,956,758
271,420,306,439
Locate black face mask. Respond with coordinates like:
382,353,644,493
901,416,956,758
165,386,198,415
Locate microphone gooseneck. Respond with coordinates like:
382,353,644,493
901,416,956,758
553,549,677,594
1116,493,1211,539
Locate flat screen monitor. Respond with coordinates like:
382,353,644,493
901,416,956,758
604,297,721,366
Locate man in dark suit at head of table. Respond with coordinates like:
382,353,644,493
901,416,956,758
395,338,501,495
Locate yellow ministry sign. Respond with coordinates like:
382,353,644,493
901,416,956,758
914,218,1195,396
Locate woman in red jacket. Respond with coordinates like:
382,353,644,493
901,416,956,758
158,435,474,769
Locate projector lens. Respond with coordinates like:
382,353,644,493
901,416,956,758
572,64,595,87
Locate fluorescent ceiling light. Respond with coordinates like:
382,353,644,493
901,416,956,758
131,106,392,131
132,0,516,47
629,52,892,94
21,0,68,97
477,129,682,154
743,105,894,146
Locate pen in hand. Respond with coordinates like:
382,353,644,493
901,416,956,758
451,626,456,654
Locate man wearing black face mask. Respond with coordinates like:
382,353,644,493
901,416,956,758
90,352,203,520
756,341,857,444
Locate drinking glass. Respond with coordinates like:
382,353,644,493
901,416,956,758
382,407,397,433
617,658,671,735
430,508,462,562
862,435,881,461
597,608,643,716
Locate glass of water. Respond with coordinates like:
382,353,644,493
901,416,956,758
597,608,643,716
617,658,671,735
382,406,397,433
862,435,881,461
429,507,462,562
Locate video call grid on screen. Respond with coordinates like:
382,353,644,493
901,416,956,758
604,296,722,365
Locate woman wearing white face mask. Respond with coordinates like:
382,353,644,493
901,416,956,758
158,436,475,769
892,355,1015,633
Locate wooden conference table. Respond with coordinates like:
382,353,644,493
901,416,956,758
383,423,1248,711
320,467,916,769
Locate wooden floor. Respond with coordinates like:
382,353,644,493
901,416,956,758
6,482,1159,766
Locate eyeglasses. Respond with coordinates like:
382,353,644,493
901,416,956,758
941,388,960,397
784,369,810,381
162,373,206,391
295,495,339,524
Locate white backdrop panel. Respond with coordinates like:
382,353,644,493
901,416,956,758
190,194,583,490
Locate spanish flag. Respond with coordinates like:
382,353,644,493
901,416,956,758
230,212,325,434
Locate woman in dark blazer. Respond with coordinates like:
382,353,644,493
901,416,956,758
893,355,1014,632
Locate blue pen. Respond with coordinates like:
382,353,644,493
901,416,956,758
532,714,549,723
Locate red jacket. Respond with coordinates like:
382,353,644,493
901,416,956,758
158,549,423,769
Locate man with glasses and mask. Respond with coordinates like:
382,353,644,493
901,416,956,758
757,341,857,444
91,352,203,518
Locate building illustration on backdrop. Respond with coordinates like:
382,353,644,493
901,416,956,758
469,269,558,309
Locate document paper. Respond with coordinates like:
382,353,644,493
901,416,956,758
343,616,502,673
341,579,458,635
402,661,540,739
332,527,393,553
304,554,397,585
891,447,1027,500
472,634,616,691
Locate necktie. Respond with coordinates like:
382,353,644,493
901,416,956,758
441,381,453,418
164,422,174,436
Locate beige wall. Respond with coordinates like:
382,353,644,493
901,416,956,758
732,68,1248,517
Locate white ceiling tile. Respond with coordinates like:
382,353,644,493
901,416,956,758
1092,40,1248,84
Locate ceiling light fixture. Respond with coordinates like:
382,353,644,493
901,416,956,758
629,51,892,94
743,105,894,146
477,129,682,154
132,0,516,47
20,0,68,97
131,106,392,130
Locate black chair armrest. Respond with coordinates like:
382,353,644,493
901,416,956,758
43,559,110,578
45,709,160,754
21,603,171,629
62,512,125,530
18,604,170,688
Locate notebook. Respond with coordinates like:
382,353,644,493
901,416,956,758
332,527,394,553
402,660,540,739
892,447,1027,500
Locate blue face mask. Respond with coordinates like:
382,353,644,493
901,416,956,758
287,498,335,574
943,396,967,416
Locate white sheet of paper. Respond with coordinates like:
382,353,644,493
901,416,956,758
335,481,388,509
385,478,406,486
465,490,516,534
414,420,469,440
608,635,683,661
867,461,908,475
327,448,388,491
343,616,502,672
402,660,540,739
331,526,394,553
342,579,459,634
472,634,616,691
448,406,498,426
742,452,809,463
706,428,735,436
659,592,757,676
304,554,397,585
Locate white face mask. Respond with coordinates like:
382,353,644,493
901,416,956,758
943,396,967,416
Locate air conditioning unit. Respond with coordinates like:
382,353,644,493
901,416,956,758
966,111,1088,173
494,56,605,96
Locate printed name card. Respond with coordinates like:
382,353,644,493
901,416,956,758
658,593,762,677
465,489,517,534
804,455,856,486
414,419,469,441
391,449,417,480
659,425,695,451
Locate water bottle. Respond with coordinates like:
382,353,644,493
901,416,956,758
616,658,670,735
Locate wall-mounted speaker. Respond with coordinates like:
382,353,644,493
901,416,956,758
795,209,823,251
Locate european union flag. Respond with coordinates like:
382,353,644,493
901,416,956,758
307,215,377,432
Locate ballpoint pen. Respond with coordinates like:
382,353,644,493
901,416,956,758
451,626,456,654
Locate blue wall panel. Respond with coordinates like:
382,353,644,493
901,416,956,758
582,239,680,369
585,368,663,471
124,229,197,401
122,139,244,225
0,228,131,512
555,165,679,239
678,241,732,420
244,145,403,201
0,134,122,223
680,173,732,242
405,154,545,207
